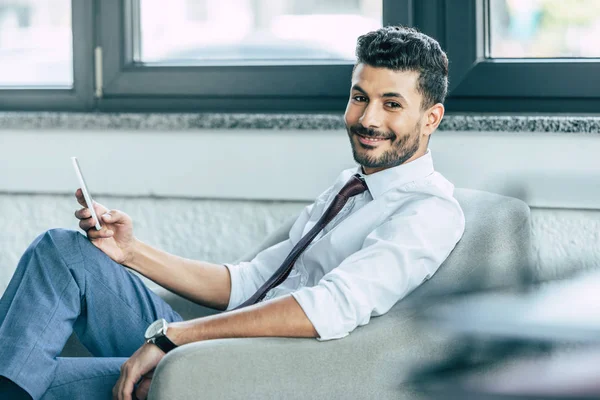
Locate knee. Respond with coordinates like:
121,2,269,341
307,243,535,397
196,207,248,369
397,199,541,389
42,228,78,237
32,228,85,265
37,228,81,247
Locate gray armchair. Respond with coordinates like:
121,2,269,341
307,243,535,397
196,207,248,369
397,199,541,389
63,189,532,399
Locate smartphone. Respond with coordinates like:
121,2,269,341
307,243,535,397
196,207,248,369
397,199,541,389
71,156,102,230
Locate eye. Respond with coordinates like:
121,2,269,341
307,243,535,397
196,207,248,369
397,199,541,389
385,102,402,109
352,95,368,103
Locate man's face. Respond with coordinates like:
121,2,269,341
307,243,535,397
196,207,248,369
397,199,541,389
344,64,428,175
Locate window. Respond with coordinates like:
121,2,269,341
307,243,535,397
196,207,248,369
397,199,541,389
138,0,382,63
0,0,72,86
97,0,390,112
489,0,600,58
411,0,600,112
0,0,93,111
2,0,598,112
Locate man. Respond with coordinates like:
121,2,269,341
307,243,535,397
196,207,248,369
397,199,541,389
0,26,464,400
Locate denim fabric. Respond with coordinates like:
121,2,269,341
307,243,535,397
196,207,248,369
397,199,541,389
0,229,183,400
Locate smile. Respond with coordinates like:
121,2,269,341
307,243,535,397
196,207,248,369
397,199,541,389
356,134,390,145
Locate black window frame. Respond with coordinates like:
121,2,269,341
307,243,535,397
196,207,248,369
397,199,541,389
0,0,95,111
96,0,407,112
412,0,600,113
1,0,599,113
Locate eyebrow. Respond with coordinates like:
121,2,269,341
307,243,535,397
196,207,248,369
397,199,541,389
352,84,407,103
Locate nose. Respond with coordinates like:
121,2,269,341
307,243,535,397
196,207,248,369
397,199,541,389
358,102,382,129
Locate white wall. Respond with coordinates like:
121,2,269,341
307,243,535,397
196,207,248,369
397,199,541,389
1,128,599,295
1,129,599,208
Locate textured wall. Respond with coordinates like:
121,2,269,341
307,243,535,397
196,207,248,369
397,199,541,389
1,193,599,297
0,193,305,295
531,208,600,280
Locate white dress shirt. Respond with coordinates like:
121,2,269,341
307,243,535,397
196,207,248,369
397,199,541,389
225,149,465,341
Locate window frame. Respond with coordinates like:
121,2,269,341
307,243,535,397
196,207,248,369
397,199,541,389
412,0,600,113
0,0,95,111
96,0,404,112
1,0,599,113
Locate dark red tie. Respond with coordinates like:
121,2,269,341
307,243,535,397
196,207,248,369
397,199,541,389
234,173,369,310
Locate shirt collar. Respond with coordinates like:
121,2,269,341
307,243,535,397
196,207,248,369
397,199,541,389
356,149,435,199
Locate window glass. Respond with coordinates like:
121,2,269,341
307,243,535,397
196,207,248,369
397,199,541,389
139,0,382,63
489,0,600,58
0,0,72,86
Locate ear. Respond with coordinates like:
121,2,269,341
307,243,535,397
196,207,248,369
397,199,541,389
422,103,445,138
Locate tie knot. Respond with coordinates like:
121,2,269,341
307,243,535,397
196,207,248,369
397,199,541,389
338,174,368,198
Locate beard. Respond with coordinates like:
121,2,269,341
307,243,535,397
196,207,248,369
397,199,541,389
347,121,421,170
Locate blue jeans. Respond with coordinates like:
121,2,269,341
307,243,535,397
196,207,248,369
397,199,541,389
0,229,184,400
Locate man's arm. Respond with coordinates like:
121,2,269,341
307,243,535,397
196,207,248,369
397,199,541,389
113,295,318,399
126,239,232,311
167,294,318,345
161,198,463,345
125,201,317,312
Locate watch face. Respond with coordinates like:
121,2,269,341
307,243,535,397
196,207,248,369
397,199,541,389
144,319,166,340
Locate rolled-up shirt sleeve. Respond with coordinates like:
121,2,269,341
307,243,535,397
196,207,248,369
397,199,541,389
291,197,465,341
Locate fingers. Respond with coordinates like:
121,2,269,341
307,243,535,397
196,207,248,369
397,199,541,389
79,209,129,235
86,225,114,239
75,188,87,207
74,189,112,236
74,207,90,220
101,209,131,225
76,210,113,238
114,362,137,400
78,214,94,231
134,377,152,400
74,188,108,214
75,206,112,235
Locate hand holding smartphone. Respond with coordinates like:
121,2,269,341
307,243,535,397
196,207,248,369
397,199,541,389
71,156,102,230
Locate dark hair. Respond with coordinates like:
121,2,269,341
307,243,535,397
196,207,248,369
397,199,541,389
355,26,449,109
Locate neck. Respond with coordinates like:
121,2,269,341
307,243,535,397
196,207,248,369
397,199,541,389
362,149,427,175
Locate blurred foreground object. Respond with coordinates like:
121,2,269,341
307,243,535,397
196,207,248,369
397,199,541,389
413,270,600,399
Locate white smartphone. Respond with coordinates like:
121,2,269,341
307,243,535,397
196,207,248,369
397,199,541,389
71,156,102,230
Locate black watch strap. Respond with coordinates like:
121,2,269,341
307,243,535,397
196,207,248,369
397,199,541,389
153,334,178,354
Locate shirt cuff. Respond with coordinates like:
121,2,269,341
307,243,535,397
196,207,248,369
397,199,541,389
291,286,350,342
224,263,244,311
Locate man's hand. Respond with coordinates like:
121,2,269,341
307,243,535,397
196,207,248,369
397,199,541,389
74,188,137,265
113,343,165,400
133,370,154,400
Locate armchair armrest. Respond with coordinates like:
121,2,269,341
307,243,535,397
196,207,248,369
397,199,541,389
148,302,456,400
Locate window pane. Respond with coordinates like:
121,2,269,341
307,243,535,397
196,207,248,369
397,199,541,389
139,0,382,63
0,0,72,86
489,0,600,58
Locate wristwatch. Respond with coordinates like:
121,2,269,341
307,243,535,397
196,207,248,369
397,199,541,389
144,318,178,354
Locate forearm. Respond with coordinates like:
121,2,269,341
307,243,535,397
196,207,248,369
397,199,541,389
125,239,231,311
167,295,318,344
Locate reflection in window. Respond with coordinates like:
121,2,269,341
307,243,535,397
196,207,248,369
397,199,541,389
489,0,600,58
0,0,72,86
139,0,382,63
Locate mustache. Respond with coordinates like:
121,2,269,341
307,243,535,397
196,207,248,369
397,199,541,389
349,124,396,141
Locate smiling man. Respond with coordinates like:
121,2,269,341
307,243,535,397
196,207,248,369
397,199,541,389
0,26,464,400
